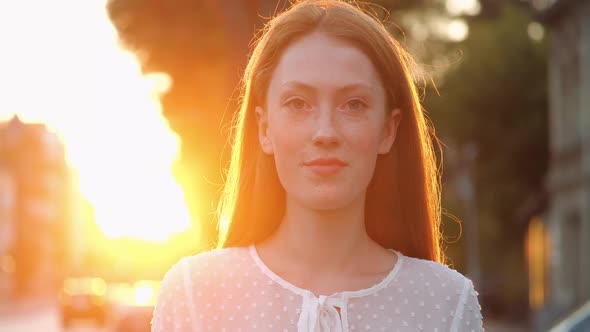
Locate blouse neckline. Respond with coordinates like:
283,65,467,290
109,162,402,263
248,244,404,300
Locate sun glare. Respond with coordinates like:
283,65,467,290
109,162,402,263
0,1,191,241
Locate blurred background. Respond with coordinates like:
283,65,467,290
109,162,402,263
0,0,587,331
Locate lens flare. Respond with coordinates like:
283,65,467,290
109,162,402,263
0,0,191,241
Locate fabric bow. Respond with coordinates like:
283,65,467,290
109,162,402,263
297,294,345,332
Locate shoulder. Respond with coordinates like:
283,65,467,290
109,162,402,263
400,255,483,330
182,246,250,272
398,253,473,292
394,253,479,313
378,253,483,330
153,248,249,331
162,246,250,286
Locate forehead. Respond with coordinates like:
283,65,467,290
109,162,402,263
269,32,383,93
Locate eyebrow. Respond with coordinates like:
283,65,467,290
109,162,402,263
280,81,375,95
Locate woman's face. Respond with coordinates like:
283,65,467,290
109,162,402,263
257,31,401,211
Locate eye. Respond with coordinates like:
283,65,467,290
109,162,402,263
343,99,367,113
285,98,310,111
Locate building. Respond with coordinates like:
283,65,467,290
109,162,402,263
0,116,74,300
528,0,590,329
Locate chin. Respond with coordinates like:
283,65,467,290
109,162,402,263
298,193,358,211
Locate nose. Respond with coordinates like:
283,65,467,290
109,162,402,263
311,107,340,148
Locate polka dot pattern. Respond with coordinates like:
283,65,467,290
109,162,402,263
151,247,483,331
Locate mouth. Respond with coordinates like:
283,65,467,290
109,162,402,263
303,158,348,175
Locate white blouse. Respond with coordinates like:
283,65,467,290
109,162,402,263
151,246,483,331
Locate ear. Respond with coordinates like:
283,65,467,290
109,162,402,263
256,106,274,155
378,108,402,154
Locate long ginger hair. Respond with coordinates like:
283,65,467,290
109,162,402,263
217,0,443,263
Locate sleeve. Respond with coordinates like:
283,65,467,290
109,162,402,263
151,259,197,332
451,278,484,332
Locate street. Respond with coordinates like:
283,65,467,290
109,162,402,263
0,304,110,332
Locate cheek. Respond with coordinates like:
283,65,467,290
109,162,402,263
268,118,307,163
345,121,384,153
271,118,301,146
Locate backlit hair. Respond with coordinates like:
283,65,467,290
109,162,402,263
217,0,443,263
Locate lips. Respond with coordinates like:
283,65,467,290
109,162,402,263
303,158,347,175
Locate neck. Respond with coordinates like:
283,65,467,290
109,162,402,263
260,195,376,274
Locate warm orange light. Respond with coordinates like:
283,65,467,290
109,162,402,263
525,216,547,310
133,282,159,306
0,1,191,241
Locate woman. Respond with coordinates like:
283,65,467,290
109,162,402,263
152,1,483,331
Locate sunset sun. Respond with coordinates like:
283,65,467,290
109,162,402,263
0,0,191,241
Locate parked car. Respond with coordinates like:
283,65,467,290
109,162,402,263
550,300,590,332
59,277,109,326
112,280,159,332
114,304,154,332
